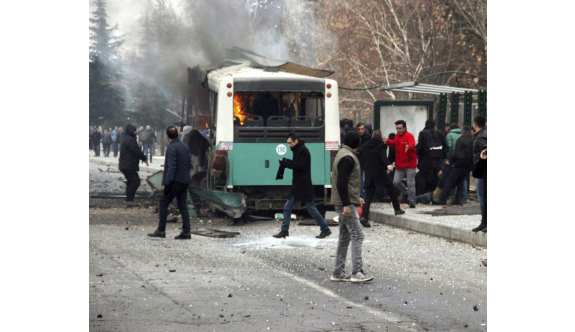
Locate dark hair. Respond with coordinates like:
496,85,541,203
372,129,382,140
425,119,436,128
388,133,396,139
356,122,365,128
166,126,178,139
450,123,460,130
474,115,486,128
343,131,360,149
286,132,299,142
395,120,406,128
462,125,472,136
345,119,354,128
340,119,348,129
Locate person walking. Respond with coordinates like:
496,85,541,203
102,128,112,157
330,131,373,283
90,127,102,157
111,126,119,157
472,115,487,231
356,122,371,200
384,120,417,208
273,133,331,239
140,125,157,163
433,126,474,205
119,124,148,207
360,130,405,227
137,126,145,150
148,126,193,240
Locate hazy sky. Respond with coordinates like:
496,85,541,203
89,0,183,52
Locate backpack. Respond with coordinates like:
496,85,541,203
424,129,443,159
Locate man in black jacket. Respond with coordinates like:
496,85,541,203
433,126,474,205
148,126,193,239
140,125,157,163
119,124,148,207
360,130,405,227
273,133,331,239
416,119,447,195
90,127,101,157
356,123,371,200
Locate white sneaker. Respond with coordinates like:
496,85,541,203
351,271,373,283
330,272,351,282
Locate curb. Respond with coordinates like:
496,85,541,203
369,210,487,248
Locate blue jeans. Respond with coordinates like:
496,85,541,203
143,143,154,161
281,195,328,232
360,171,366,200
476,178,484,216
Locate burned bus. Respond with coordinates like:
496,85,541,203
185,55,339,219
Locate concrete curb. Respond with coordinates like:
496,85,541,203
370,210,487,248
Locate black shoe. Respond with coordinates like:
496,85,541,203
394,209,405,216
147,230,166,238
451,200,463,206
316,228,332,238
174,232,191,240
400,195,409,204
273,230,289,238
431,200,446,205
409,202,416,208
481,227,487,233
472,224,487,232
125,201,139,207
360,217,371,228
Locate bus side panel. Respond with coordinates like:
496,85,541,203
231,143,325,186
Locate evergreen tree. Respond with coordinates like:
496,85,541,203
89,0,125,126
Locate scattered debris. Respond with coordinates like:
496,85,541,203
473,305,479,311
97,314,103,318
364,296,369,300
228,294,233,297
169,269,176,273
96,273,104,277
189,228,241,238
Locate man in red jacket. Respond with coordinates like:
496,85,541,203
384,120,418,208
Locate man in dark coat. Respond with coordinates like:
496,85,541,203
360,130,405,227
90,127,102,157
102,128,113,157
471,149,487,233
119,124,148,207
148,126,193,239
416,119,447,195
273,133,331,239
433,126,474,205
356,123,372,200
472,115,487,232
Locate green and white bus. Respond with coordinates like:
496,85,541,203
187,59,340,219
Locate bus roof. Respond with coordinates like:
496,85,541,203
207,60,329,93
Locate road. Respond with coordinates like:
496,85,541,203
89,162,487,331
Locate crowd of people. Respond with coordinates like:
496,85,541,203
89,125,157,161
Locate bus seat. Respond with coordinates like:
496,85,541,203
244,115,264,127
291,116,311,127
314,116,324,127
267,116,290,127
233,116,242,126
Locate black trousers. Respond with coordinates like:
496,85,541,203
103,143,111,156
93,143,101,156
121,170,140,202
439,167,468,203
416,164,441,195
362,180,400,219
158,183,190,233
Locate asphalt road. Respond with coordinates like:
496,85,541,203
90,162,487,332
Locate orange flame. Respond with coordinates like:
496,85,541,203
233,94,247,125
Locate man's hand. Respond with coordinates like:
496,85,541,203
480,149,487,160
387,165,393,172
279,158,285,164
360,198,365,206
343,205,351,217
405,144,409,153
437,170,443,178
382,136,387,143
143,160,149,166
445,160,450,166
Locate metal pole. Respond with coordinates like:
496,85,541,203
437,93,447,132
463,92,473,127
478,90,487,117
450,93,460,125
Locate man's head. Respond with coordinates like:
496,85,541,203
119,127,123,132
343,131,360,151
462,125,472,136
139,126,144,130
395,120,407,135
166,126,178,140
146,125,151,130
372,129,383,141
286,133,299,147
473,115,486,132
444,123,451,133
356,122,366,135
93,127,97,132
104,129,108,133
114,126,118,130
450,123,460,131
425,119,436,129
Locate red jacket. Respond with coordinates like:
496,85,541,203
386,131,417,169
